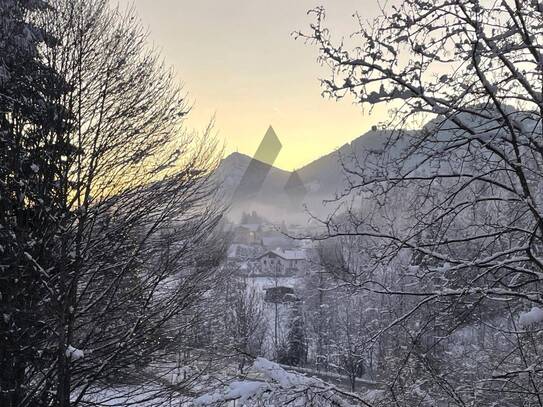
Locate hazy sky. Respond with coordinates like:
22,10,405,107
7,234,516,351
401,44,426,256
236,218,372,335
117,0,387,170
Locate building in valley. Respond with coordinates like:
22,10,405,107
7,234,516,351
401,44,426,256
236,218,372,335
255,249,308,276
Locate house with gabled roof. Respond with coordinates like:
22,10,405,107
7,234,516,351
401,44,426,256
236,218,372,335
254,248,307,276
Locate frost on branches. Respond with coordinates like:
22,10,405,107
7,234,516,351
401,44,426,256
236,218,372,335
195,358,373,407
296,0,543,405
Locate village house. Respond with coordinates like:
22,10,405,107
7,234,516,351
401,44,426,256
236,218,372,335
254,249,307,276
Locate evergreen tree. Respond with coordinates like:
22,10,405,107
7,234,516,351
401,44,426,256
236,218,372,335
0,1,70,405
279,303,307,367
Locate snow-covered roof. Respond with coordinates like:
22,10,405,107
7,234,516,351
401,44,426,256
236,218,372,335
281,249,306,260
257,249,306,261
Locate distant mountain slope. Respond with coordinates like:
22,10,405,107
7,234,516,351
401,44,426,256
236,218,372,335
215,152,294,221
218,151,290,194
297,128,400,198
215,129,403,221
217,108,519,223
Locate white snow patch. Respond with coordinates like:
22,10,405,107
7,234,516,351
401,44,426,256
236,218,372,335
66,345,84,361
194,381,268,406
519,307,543,326
195,357,358,406
253,357,311,387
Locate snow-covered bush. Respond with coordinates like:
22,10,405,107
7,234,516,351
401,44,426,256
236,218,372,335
195,358,372,406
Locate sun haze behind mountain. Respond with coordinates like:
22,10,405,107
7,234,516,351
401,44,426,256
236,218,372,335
114,0,390,170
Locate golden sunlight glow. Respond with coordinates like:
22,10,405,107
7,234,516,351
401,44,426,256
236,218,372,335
116,0,389,170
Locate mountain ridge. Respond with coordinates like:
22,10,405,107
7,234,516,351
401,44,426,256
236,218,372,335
216,128,398,222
